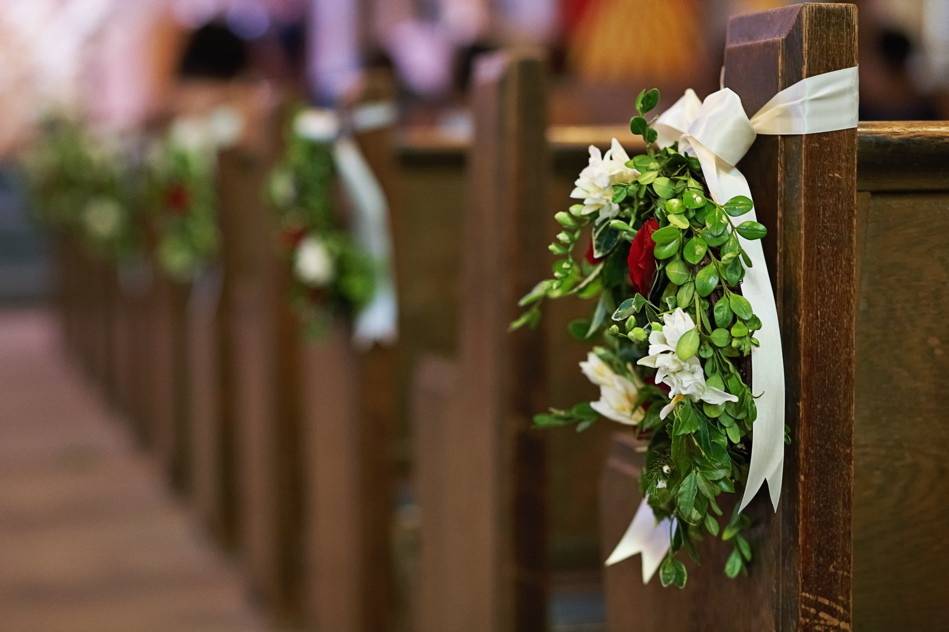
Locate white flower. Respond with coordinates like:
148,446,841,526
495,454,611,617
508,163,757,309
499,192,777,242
294,236,335,287
580,351,645,425
83,197,122,240
637,308,738,419
570,138,639,221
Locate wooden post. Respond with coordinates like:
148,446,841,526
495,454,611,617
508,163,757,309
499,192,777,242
602,4,858,630
301,82,400,632
415,51,549,632
217,91,303,616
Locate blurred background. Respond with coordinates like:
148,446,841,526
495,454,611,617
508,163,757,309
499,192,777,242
0,1,946,632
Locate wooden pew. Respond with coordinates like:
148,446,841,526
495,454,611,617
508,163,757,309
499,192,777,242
601,4,949,630
298,91,400,632
413,51,550,632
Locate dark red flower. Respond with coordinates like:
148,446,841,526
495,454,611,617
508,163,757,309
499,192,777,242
584,238,601,265
280,225,307,249
627,217,660,295
164,184,190,215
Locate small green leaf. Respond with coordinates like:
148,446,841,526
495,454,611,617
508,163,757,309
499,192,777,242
636,88,661,114
673,403,701,435
673,559,688,589
729,293,754,320
676,328,700,360
723,195,754,217
737,221,767,240
704,514,720,536
694,264,719,297
611,186,628,204
645,128,658,143
587,291,613,337
659,557,677,587
632,154,659,171
676,471,699,518
666,259,690,285
509,305,540,330
710,328,731,347
713,298,733,328
676,282,695,309
654,238,680,260
593,222,622,258
651,225,681,245
667,213,689,229
554,211,578,228
682,238,707,265
724,548,744,578
518,279,551,307
736,535,752,562
629,115,648,135
568,318,592,340
682,189,706,209
652,177,675,199
664,198,684,215
638,170,658,185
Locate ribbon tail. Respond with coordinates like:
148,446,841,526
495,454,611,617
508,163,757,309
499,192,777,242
605,498,674,584
332,137,399,347
691,146,786,515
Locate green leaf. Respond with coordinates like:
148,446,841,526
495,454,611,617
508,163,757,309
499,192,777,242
554,211,578,228
629,115,648,135
737,221,767,240
710,328,731,347
729,293,754,320
704,514,720,536
518,279,552,307
724,548,744,578
694,264,719,297
568,318,592,340
667,213,690,229
676,328,700,361
611,186,628,204
636,88,661,114
651,225,681,245
632,154,659,171
593,222,622,259
676,282,695,309
612,297,637,321
652,177,675,199
509,305,540,330
659,557,677,587
682,189,706,209
736,535,752,562
713,299,733,328
683,237,707,265
645,128,658,144
723,195,753,217
673,559,688,589
664,198,684,215
721,258,745,286
638,170,658,185
666,259,690,286
654,238,680,260
673,403,701,435
587,291,613,337
726,423,742,444
676,471,699,518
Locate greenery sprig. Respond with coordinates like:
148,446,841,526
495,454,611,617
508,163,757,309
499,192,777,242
514,88,771,587
268,120,375,336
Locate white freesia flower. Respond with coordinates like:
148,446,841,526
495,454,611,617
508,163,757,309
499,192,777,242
570,138,639,221
294,236,335,287
83,197,122,240
637,308,738,419
580,351,645,425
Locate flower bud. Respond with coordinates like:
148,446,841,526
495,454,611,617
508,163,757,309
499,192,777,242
629,327,648,342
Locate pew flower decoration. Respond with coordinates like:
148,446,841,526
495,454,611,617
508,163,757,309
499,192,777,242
25,116,141,260
147,118,221,281
514,89,766,588
268,125,375,335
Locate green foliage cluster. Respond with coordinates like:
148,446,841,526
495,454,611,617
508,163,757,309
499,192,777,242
515,89,773,587
147,137,219,282
25,116,142,261
267,123,375,336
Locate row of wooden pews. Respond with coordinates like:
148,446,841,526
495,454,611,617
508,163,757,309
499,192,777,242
49,3,948,630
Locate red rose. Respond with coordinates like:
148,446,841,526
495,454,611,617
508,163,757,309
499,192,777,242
584,238,601,265
627,217,659,295
164,184,190,215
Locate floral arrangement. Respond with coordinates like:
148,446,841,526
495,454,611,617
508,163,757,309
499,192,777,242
147,119,220,282
513,89,770,588
267,122,375,335
25,116,141,260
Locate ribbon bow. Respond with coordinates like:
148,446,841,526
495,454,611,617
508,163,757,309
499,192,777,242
607,66,858,580
294,103,400,347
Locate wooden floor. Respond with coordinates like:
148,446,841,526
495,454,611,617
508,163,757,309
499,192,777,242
0,309,270,632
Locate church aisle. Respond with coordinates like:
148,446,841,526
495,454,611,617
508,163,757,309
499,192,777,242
0,309,270,632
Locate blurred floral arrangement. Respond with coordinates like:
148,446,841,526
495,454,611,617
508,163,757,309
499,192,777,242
25,116,142,261
268,119,375,336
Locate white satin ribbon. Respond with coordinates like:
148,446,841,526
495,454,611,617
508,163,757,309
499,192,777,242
607,66,858,581
294,103,400,347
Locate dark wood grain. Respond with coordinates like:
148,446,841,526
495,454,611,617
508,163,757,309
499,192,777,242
418,51,550,632
853,192,949,629
857,122,949,192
